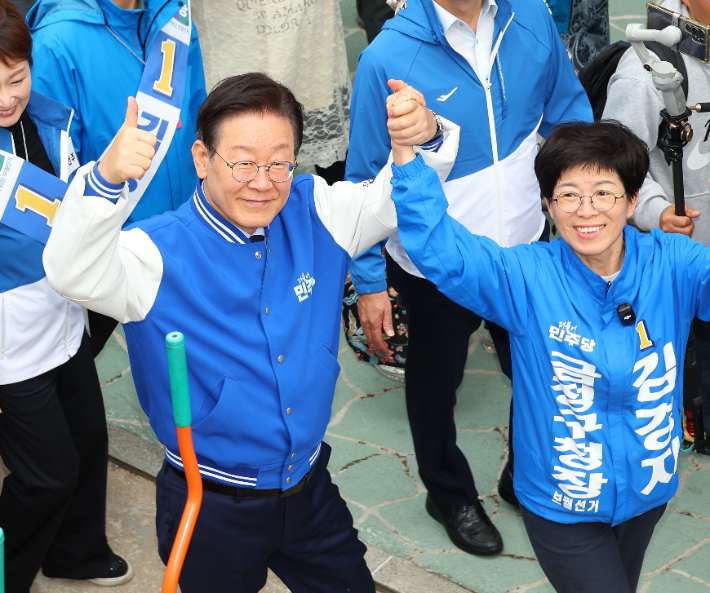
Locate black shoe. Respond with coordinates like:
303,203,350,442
89,554,133,587
426,494,503,555
498,465,519,508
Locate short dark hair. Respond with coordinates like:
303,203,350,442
0,0,33,68
196,73,304,158
535,120,649,202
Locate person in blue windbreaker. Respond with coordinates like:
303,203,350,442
26,0,207,357
346,0,593,555
389,120,699,592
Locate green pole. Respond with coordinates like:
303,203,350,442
0,527,5,593
165,332,192,428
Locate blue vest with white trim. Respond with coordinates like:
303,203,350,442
0,91,73,293
124,178,348,490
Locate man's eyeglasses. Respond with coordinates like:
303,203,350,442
214,151,296,183
552,190,626,213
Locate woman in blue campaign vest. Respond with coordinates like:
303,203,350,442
0,2,131,590
390,120,706,592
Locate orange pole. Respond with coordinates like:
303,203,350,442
161,426,203,593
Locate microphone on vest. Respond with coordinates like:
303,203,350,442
617,303,636,326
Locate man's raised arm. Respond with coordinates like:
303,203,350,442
44,98,162,324
313,80,459,257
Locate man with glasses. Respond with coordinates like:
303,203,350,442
43,73,459,593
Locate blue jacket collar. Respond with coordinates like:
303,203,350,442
559,226,641,312
27,0,175,44
190,182,265,244
383,0,512,46
0,91,72,176
25,90,73,133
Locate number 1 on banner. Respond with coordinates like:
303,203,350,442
14,185,60,227
153,39,177,98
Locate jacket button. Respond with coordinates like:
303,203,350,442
278,355,284,363
286,477,292,484
291,453,296,459
288,465,294,471
265,307,270,314
286,407,292,415
255,251,262,259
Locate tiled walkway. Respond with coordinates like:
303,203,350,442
97,323,710,592
91,0,710,590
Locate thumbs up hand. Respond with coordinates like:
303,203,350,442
98,97,158,185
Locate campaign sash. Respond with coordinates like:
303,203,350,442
101,2,192,221
0,149,68,245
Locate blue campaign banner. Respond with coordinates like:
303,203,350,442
137,29,190,110
0,155,68,245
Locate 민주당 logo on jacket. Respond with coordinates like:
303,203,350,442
294,272,316,302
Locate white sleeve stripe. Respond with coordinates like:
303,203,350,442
89,167,123,195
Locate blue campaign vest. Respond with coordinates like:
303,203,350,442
125,175,349,490
0,92,73,293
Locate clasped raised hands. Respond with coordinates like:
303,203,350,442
386,79,438,166
98,97,157,186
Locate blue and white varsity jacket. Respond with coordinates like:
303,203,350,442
27,0,207,226
346,0,592,293
392,156,710,525
0,91,84,385
43,125,458,490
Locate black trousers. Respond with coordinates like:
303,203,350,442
692,318,710,437
156,442,374,593
386,221,549,505
0,334,112,593
386,253,512,506
358,0,393,43
521,503,666,593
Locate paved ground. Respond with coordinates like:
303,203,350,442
33,0,710,591
95,320,710,593
1,462,289,593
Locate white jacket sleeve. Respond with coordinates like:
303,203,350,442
313,117,460,257
43,163,163,324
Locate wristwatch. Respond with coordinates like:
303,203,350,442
427,111,444,144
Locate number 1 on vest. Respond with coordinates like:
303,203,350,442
153,39,177,98
636,320,654,351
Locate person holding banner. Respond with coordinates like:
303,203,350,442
0,2,131,591
44,72,454,592
27,0,207,357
